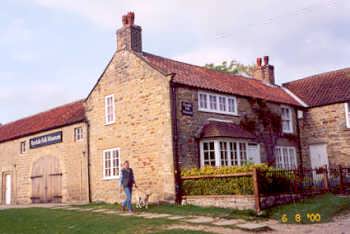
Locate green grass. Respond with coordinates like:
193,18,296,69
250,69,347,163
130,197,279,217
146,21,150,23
266,193,350,224
75,202,261,221
0,208,175,234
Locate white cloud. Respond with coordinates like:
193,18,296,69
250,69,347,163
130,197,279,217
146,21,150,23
0,18,32,45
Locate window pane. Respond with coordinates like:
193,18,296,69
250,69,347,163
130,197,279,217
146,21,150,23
229,142,238,165
289,148,296,169
203,141,215,166
219,97,226,111
209,95,217,110
239,143,247,165
275,148,282,168
199,94,207,109
220,142,228,166
228,98,235,113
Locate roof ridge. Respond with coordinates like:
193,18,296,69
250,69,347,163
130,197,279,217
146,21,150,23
142,51,255,80
284,66,350,85
0,99,85,128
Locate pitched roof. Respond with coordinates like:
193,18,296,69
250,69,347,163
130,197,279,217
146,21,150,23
142,52,301,106
283,67,350,107
0,100,86,143
199,121,255,139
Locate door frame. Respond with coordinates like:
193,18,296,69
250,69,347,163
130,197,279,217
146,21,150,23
2,171,13,205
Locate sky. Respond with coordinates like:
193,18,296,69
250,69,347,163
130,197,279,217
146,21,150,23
1,0,350,124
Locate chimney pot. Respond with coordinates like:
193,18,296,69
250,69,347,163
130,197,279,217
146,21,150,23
116,12,142,53
263,56,269,65
256,57,262,67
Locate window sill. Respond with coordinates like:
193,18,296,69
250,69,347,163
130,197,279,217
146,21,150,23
102,176,119,181
198,109,239,117
104,122,116,126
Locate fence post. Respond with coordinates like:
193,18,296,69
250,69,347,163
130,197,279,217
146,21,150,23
339,165,344,194
252,168,261,213
323,166,329,192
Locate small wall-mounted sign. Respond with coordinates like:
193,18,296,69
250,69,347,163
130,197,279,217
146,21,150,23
181,102,193,116
30,131,63,149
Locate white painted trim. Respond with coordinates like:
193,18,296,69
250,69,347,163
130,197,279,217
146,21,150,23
282,87,309,108
275,146,297,169
104,94,116,125
345,102,350,128
102,148,121,180
207,118,234,123
198,91,238,116
281,105,294,134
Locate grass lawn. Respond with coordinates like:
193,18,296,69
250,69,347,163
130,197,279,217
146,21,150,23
266,193,350,224
0,208,211,234
75,202,261,221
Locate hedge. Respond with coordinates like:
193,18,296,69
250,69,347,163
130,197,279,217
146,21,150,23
181,164,295,196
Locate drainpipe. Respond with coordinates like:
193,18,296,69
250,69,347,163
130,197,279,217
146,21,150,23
170,78,181,204
86,121,92,203
295,107,304,171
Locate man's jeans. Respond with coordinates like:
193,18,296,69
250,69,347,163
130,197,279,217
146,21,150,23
122,186,132,211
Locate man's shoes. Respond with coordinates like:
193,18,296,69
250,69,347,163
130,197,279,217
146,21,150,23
121,206,126,212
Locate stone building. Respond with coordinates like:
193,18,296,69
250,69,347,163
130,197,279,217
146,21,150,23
283,68,350,168
0,12,308,205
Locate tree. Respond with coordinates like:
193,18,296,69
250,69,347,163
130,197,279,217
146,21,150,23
205,60,256,77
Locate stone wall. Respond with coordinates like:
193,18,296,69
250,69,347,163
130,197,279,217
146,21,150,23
175,85,300,169
0,122,89,204
86,50,175,204
182,195,256,210
299,102,350,168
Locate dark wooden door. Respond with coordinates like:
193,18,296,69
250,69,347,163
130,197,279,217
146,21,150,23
31,156,62,203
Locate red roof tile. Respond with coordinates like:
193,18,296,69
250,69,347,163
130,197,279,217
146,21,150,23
199,121,255,139
283,68,350,107
0,100,86,143
142,52,301,106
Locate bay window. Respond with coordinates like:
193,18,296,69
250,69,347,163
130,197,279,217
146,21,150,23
198,91,237,115
200,139,252,167
275,146,297,169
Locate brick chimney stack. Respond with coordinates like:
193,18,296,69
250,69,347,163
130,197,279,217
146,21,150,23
116,12,142,53
253,56,275,85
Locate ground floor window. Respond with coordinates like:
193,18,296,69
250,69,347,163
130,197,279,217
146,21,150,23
103,148,120,179
200,139,253,167
275,146,297,169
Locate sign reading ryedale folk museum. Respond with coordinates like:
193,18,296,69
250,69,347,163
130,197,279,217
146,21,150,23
29,131,63,149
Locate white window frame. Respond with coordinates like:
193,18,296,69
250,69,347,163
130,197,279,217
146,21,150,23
198,91,238,116
74,127,83,141
275,146,297,169
281,105,293,133
345,102,350,128
105,94,116,125
200,139,253,167
20,141,26,154
103,148,121,180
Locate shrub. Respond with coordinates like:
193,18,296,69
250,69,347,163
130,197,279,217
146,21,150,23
181,165,295,196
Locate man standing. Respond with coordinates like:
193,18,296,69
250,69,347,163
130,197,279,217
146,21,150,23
120,160,137,212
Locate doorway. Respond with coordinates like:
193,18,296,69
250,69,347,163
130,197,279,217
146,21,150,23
309,144,329,169
31,156,62,203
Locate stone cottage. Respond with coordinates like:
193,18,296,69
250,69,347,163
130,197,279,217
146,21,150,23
0,12,306,205
283,68,350,169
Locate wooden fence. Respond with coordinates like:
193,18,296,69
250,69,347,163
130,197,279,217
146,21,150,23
181,166,350,213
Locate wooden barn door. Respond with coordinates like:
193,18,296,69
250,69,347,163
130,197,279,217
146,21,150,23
31,156,62,203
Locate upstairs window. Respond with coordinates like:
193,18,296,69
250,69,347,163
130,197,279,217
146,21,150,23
275,146,297,169
345,102,350,128
281,105,293,133
198,91,237,115
103,148,120,179
20,141,26,154
105,95,115,125
74,127,83,141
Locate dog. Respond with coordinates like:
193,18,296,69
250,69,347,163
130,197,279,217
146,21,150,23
136,190,152,209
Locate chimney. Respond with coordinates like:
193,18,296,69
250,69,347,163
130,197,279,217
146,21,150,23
253,56,275,85
116,12,142,53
